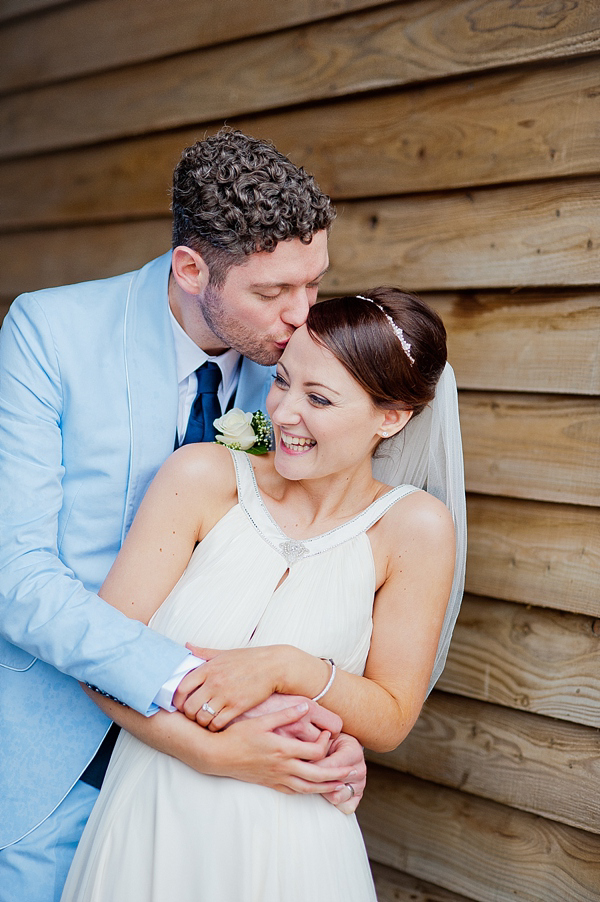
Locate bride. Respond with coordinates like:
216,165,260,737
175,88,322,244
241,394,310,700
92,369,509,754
61,288,465,902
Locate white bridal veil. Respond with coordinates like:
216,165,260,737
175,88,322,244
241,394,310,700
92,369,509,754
372,363,467,693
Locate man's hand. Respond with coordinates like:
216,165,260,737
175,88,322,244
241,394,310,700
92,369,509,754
238,693,342,742
315,733,366,814
207,702,354,795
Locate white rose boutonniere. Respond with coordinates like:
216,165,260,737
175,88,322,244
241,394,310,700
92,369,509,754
213,409,272,454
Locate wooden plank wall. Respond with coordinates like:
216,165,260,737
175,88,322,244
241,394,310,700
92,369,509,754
1,1,599,898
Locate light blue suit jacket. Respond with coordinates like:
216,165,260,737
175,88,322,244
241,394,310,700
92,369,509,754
0,252,274,848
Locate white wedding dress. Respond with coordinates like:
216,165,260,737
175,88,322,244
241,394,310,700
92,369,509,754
62,450,418,902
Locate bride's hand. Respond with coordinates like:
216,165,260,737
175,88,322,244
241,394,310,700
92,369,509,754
173,644,287,730
315,733,367,814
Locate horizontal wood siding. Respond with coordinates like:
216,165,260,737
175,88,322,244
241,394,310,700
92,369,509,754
0,0,389,91
2,1,600,158
439,595,600,727
2,54,600,229
368,692,600,833
358,766,600,902
465,495,600,617
2,2,599,899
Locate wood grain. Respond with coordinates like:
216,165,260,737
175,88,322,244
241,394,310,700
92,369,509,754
0,220,172,299
2,0,599,157
0,0,387,93
324,179,600,291
0,0,67,25
3,177,600,295
371,862,472,902
240,55,600,200
429,291,600,396
0,132,182,230
466,495,600,617
439,594,600,728
358,767,600,902
460,392,600,506
368,692,600,833
3,54,600,229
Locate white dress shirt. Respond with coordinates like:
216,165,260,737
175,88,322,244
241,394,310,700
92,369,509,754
170,306,242,445
153,306,243,711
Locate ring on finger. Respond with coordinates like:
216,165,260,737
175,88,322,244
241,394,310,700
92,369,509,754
201,702,216,717
344,783,355,799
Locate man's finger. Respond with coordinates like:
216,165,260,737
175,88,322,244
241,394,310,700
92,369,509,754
274,719,321,742
305,700,342,737
288,758,354,788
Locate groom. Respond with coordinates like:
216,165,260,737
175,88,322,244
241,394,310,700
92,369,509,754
0,129,366,902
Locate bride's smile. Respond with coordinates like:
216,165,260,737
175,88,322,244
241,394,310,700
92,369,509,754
279,431,317,453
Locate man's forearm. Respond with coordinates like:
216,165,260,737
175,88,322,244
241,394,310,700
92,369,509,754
85,688,354,794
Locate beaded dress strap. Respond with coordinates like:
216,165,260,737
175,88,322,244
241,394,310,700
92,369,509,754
229,449,419,566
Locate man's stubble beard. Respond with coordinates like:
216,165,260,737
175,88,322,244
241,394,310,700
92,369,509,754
199,284,284,366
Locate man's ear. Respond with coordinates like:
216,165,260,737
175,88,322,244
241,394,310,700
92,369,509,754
171,246,210,295
378,407,413,439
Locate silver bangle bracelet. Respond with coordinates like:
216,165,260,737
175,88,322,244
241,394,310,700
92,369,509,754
311,658,336,702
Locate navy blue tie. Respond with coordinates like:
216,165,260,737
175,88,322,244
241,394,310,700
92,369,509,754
181,362,222,445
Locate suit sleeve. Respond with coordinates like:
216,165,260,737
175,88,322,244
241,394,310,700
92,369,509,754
0,295,187,715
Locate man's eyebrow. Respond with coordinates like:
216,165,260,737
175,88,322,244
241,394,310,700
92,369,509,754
251,266,329,290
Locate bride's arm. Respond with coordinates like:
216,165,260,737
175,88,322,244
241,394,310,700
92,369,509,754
95,443,231,625
86,690,352,795
179,490,455,753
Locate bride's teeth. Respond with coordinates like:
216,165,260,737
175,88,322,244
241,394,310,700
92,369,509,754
282,434,315,449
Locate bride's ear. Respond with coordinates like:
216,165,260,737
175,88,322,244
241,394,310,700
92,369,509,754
377,407,412,440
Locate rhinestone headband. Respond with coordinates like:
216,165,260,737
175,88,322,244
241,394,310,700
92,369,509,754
356,295,415,364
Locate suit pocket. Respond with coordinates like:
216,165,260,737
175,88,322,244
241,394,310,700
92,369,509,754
0,636,36,671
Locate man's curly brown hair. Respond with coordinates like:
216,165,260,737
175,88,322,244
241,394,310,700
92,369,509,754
171,129,336,286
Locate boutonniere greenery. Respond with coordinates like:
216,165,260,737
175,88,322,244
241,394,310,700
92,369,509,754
213,409,272,455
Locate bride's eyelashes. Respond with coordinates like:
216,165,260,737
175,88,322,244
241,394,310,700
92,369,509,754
307,394,330,407
273,371,333,408
273,372,288,389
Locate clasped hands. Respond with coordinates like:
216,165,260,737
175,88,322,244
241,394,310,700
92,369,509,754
171,643,365,814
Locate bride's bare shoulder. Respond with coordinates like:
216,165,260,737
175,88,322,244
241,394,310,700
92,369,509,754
161,442,238,503
380,486,454,547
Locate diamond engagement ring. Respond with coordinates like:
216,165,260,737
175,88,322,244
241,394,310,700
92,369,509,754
201,703,216,717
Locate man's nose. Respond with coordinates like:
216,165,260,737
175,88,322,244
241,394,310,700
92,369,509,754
281,288,311,328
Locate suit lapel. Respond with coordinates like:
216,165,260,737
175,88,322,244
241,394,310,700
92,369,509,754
233,358,274,415
123,252,178,538
122,258,274,538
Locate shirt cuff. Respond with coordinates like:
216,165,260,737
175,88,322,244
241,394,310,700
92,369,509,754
151,653,206,712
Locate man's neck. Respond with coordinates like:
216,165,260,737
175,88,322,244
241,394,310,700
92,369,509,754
168,274,229,356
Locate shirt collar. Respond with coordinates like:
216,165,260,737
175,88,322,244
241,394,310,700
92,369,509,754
169,304,241,392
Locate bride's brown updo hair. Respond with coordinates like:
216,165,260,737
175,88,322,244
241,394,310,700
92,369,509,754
305,288,447,417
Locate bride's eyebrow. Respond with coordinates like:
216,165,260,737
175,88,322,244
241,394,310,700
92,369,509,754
305,381,341,397
279,363,340,397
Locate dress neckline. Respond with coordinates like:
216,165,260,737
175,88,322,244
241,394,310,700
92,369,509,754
229,449,419,565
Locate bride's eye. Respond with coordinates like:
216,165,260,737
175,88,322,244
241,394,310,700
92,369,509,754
273,373,288,389
308,394,330,407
